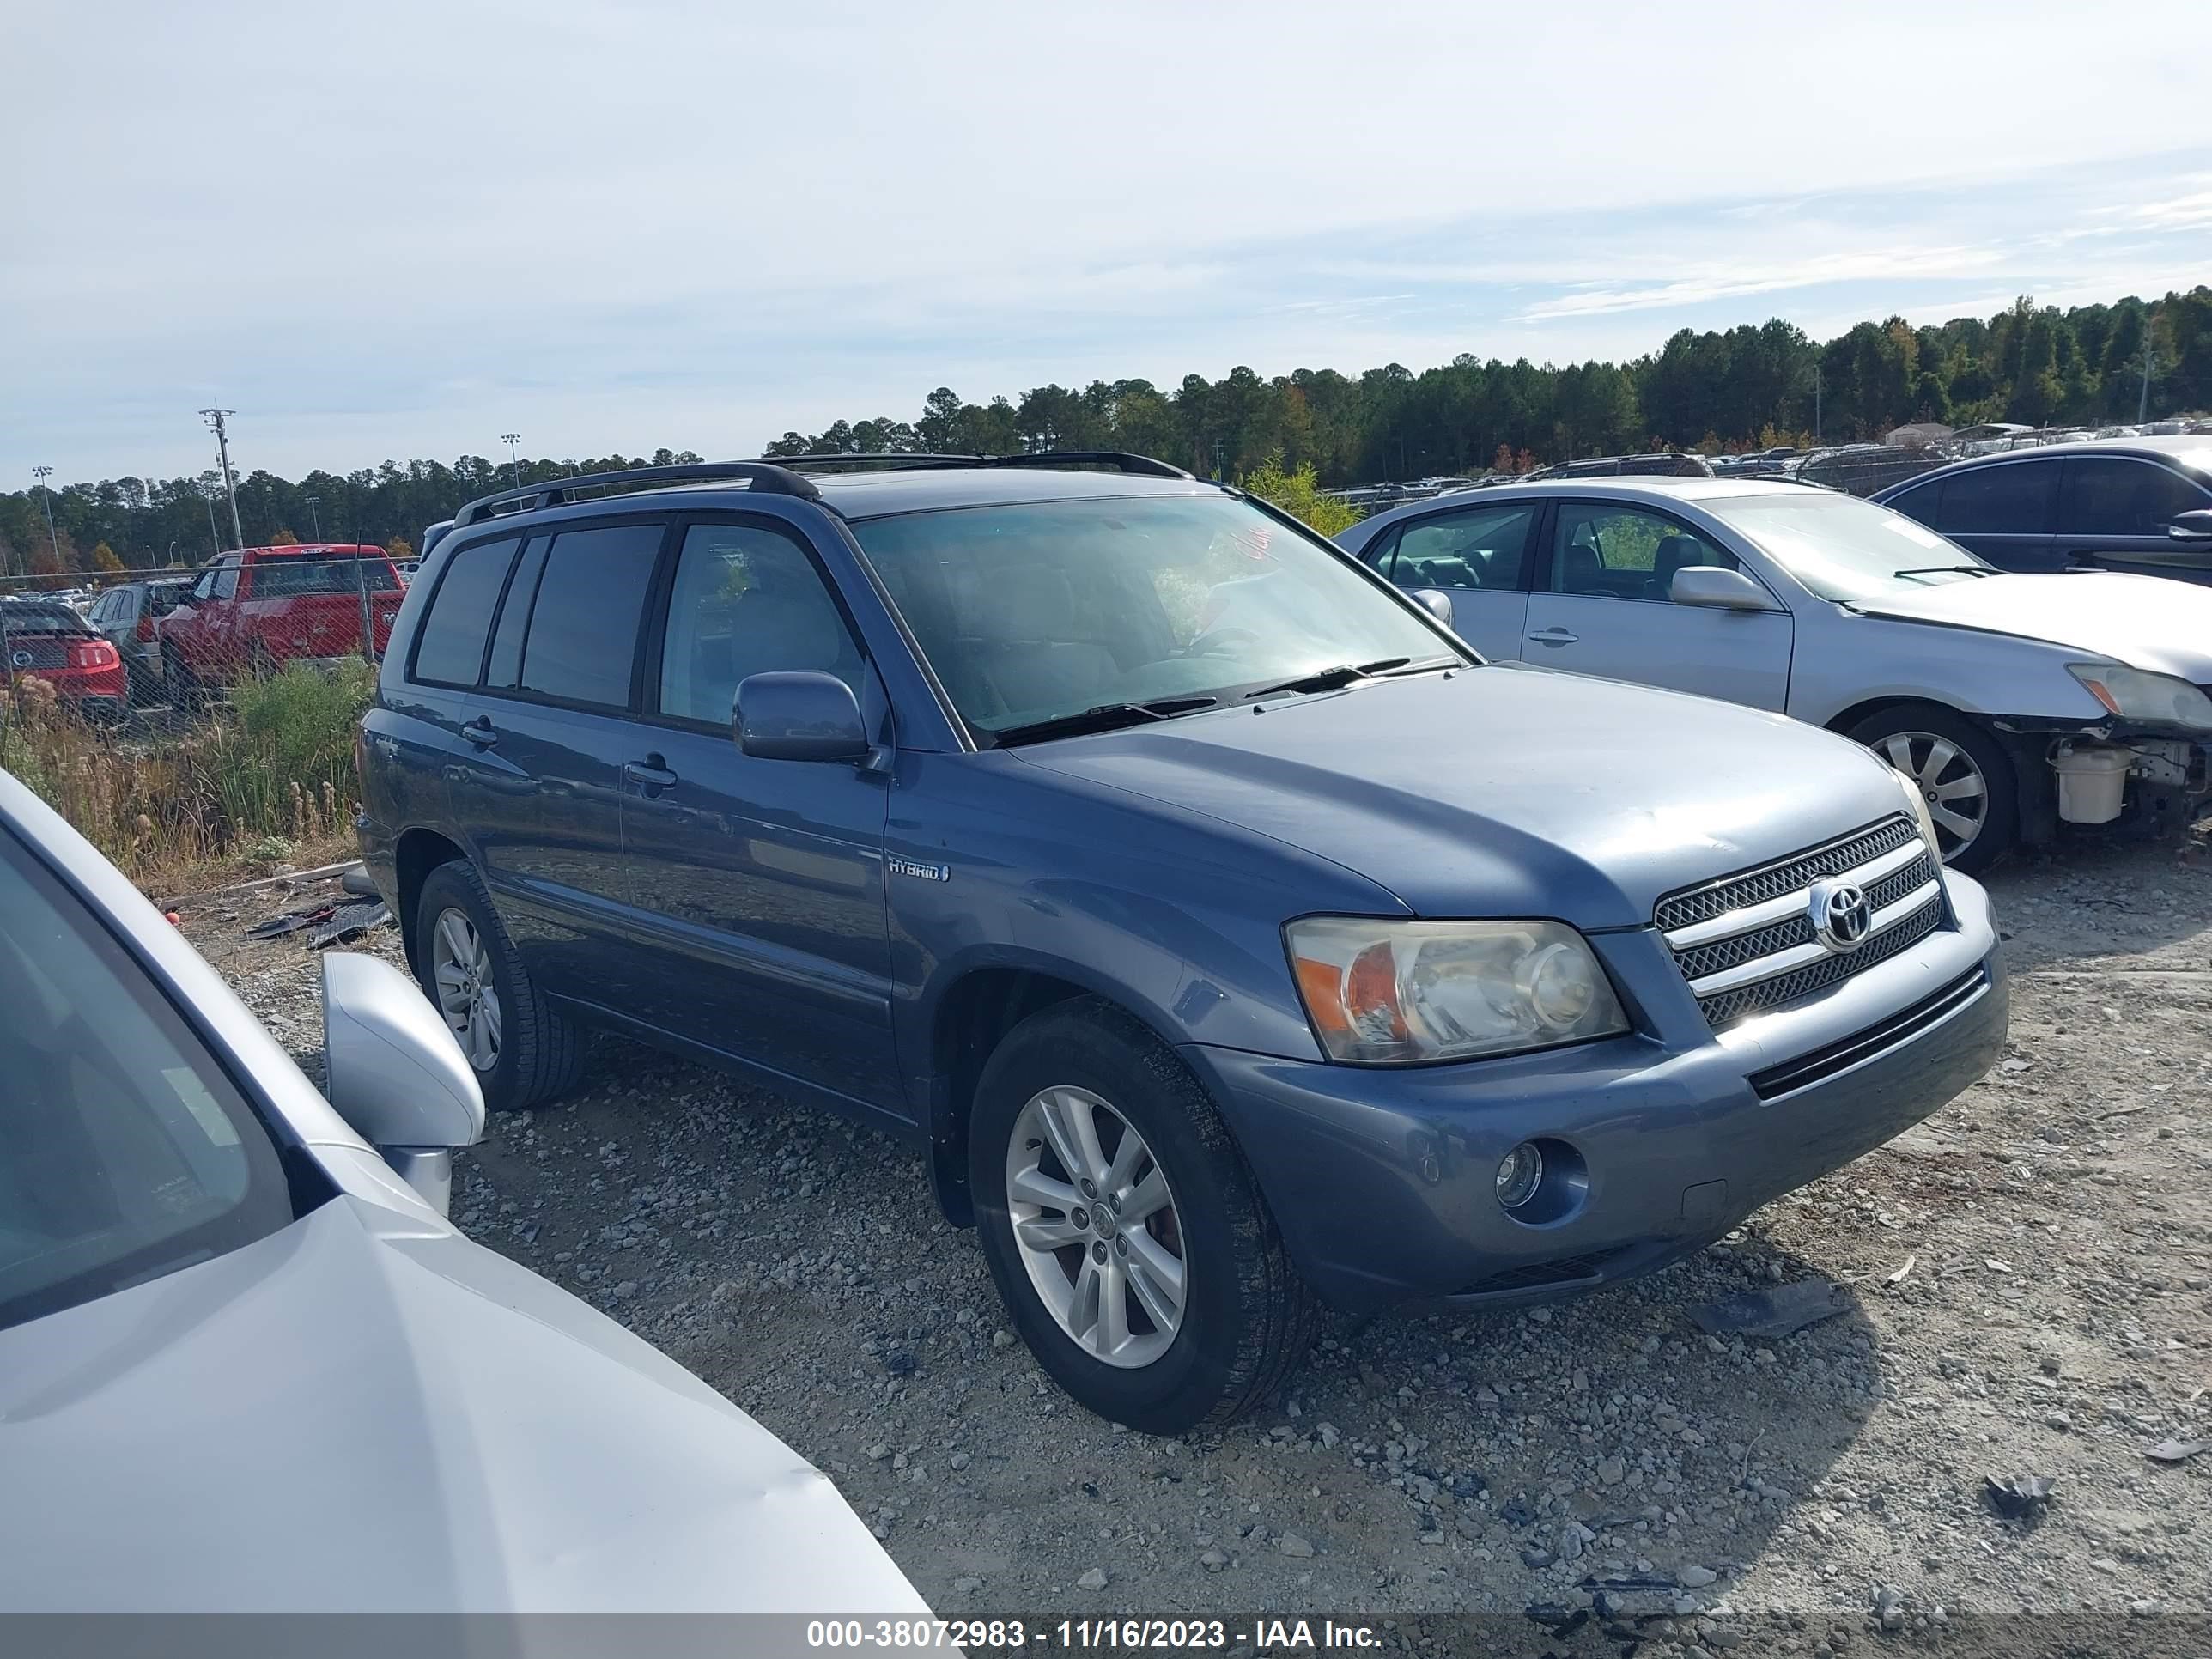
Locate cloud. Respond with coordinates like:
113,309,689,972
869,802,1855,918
4,0,2210,477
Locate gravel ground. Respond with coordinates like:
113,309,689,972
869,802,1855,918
187,840,2211,1644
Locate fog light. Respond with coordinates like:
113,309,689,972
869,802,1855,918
1496,1141,1543,1211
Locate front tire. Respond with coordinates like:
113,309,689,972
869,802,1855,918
410,860,585,1112
969,997,1321,1434
1849,703,2016,873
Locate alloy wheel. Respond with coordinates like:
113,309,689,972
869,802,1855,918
1005,1085,1188,1369
1877,731,1989,860
430,906,501,1071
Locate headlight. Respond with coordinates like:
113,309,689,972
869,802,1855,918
2068,663,2212,732
1285,917,1629,1064
1891,762,1945,860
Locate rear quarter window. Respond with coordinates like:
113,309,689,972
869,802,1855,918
1934,462,2057,535
410,537,522,686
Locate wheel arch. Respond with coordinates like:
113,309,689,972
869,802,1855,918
921,957,1194,1230
392,826,467,963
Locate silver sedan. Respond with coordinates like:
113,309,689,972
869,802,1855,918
1339,478,2212,871
0,769,930,1616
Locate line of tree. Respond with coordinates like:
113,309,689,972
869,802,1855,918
6,288,2207,576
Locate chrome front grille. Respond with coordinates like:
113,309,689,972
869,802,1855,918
1658,816,1948,1029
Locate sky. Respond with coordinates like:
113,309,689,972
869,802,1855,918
5,0,2211,483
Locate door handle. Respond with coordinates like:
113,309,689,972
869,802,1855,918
460,717,498,748
623,757,678,790
1528,628,1580,646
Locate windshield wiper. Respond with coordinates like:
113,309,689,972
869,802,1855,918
1892,565,1994,580
1242,657,1417,700
988,696,1218,747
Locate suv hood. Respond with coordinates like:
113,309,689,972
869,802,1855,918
1848,571,2212,682
1016,665,1909,928
0,1197,928,1614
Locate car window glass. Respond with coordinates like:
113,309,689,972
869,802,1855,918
250,556,400,598
485,538,549,690
210,562,240,601
1884,480,1942,527
518,523,662,707
854,495,1453,734
658,523,860,725
2063,459,2206,537
411,537,520,686
191,569,216,602
0,831,298,1334
1935,463,2056,535
1546,505,1735,599
1389,506,1536,590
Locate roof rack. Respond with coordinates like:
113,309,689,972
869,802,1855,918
769,450,1194,480
451,461,821,528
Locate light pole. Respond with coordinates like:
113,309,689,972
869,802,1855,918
202,477,222,558
502,434,522,488
32,465,62,573
305,494,322,543
199,408,245,549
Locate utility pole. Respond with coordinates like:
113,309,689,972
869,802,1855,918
305,494,322,543
1814,365,1822,443
502,433,522,487
2139,335,2156,424
32,465,62,573
199,409,245,549
203,477,222,558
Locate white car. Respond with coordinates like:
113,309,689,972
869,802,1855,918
0,769,929,1616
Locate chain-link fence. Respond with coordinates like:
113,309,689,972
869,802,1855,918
0,549,404,875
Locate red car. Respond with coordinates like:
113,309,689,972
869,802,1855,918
1,597,127,722
158,544,407,698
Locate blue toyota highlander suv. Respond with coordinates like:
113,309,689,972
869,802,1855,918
357,453,2008,1432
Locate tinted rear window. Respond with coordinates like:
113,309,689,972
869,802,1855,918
0,604,92,636
250,556,400,597
411,537,521,686
485,538,550,690
518,524,663,707
1936,463,2057,535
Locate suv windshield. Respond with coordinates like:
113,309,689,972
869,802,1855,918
851,493,1459,738
1712,492,1993,601
1,830,299,1333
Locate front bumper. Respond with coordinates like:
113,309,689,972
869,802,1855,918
1186,872,2005,1316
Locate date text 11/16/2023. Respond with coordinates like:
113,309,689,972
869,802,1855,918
804,1617,1382,1650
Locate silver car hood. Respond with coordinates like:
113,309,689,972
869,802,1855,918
1849,572,2212,681
0,1196,927,1614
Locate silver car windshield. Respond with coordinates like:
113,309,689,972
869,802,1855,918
0,833,297,1333
851,494,1461,739
1716,493,1994,601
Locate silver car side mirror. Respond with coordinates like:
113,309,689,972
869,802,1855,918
1670,566,1779,612
1410,587,1455,623
319,951,485,1216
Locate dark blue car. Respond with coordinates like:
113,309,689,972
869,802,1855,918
357,454,2007,1431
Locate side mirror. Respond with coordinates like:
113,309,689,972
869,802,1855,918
1670,565,1779,612
319,951,484,1216
1410,587,1456,624
735,669,871,762
2166,509,2212,542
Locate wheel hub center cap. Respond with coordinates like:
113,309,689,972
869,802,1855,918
1091,1206,1117,1239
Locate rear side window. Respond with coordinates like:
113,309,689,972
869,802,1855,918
2063,458,2207,537
1936,464,2057,535
485,538,550,689
411,537,520,686
1383,505,1536,588
518,523,663,707
1885,479,1942,527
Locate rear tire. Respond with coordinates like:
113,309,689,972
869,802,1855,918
1848,703,2016,873
969,997,1321,1434
162,645,205,715
410,860,585,1112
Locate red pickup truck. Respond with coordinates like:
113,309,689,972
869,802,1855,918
159,544,405,701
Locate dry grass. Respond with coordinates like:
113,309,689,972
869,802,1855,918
1,660,374,883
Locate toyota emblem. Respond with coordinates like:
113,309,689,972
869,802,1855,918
1808,879,1873,953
